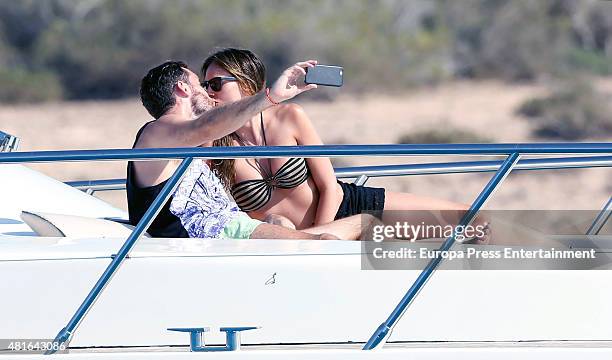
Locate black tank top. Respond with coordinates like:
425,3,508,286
126,122,189,238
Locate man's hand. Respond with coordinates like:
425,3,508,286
269,60,318,103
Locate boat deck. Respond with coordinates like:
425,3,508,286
3,341,612,359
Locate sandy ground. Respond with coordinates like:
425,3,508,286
1,80,610,213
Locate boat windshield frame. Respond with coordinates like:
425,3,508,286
0,130,19,152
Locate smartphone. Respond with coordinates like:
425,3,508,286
305,65,343,87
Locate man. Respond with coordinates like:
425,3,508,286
128,60,369,240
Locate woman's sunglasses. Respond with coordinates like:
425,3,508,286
201,76,237,92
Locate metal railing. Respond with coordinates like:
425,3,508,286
0,131,19,153
1,143,611,353
65,179,126,195
587,196,612,236
2,143,612,164
65,155,612,194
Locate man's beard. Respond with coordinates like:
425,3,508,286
190,89,215,116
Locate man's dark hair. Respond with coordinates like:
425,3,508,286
140,61,190,119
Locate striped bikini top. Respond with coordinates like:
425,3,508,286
230,114,309,212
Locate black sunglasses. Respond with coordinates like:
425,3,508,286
201,76,237,92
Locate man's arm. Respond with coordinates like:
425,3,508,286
132,92,272,187
132,61,318,188
168,60,318,147
174,91,271,147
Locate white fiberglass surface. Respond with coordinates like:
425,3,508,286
0,236,362,260
0,164,126,236
2,254,612,347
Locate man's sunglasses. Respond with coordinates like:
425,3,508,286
201,76,237,92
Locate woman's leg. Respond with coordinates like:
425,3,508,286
382,191,490,243
250,214,379,240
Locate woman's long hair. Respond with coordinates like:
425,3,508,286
201,48,266,190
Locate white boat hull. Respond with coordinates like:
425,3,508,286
2,237,612,348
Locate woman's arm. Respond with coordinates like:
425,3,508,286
158,61,318,148
283,104,340,225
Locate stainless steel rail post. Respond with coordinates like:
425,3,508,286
362,153,520,350
45,158,193,354
587,196,612,236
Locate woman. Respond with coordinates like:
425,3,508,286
201,48,488,241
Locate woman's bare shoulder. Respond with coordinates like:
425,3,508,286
268,103,309,129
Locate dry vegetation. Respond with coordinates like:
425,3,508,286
2,79,611,213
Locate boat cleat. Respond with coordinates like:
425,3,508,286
167,326,259,351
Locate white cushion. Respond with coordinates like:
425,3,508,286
20,211,150,238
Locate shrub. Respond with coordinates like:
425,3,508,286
396,127,492,144
517,79,612,140
0,67,63,103
443,0,574,81
566,48,612,76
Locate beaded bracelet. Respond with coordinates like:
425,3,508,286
265,88,280,105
